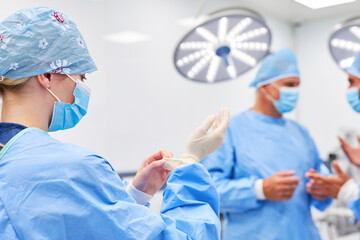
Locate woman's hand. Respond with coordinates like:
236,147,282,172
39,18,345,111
132,150,172,196
181,108,230,163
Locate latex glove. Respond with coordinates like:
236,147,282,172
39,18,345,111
132,149,172,196
263,171,300,201
163,158,194,171
338,136,360,167
182,107,230,162
164,108,230,170
305,161,350,199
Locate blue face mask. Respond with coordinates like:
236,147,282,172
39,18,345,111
267,85,300,114
47,75,91,132
346,87,360,113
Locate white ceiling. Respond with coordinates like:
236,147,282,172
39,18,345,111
225,0,360,23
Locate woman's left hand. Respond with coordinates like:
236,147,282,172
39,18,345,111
132,149,173,196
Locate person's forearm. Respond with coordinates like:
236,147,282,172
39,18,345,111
254,179,266,200
160,163,221,239
212,175,263,213
338,178,359,203
126,181,153,205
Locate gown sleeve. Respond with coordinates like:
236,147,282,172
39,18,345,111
0,199,18,239
201,129,263,214
4,153,221,240
307,135,333,211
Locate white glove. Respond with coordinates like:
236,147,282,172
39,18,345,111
164,108,230,171
163,158,194,171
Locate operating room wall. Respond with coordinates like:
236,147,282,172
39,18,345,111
295,17,360,162
0,0,293,172
84,0,294,172
1,1,357,177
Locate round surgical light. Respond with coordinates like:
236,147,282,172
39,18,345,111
329,17,360,71
174,8,272,84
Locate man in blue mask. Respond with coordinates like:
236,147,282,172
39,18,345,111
305,53,360,221
201,48,332,240
346,54,360,113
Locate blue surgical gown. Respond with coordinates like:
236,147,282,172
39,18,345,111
201,110,332,240
0,126,221,239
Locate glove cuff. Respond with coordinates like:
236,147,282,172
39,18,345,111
180,154,199,163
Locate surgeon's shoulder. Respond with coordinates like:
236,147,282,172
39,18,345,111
41,135,116,172
63,142,110,160
285,118,312,136
228,110,250,128
59,142,98,157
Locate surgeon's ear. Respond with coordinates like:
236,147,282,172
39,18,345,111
258,86,267,95
36,73,52,89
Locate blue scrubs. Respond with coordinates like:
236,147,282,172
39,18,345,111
0,126,220,239
0,122,26,146
201,110,331,240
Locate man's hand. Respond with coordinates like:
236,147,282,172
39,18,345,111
263,171,300,201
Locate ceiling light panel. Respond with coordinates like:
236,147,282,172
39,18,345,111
294,0,356,9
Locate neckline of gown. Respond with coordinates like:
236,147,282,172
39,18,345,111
247,109,286,124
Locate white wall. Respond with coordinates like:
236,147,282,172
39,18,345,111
0,0,294,172
0,0,353,175
75,0,293,172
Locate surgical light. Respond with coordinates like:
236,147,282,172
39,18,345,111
174,8,272,84
329,17,360,71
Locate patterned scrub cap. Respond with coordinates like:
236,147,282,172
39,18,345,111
0,6,97,80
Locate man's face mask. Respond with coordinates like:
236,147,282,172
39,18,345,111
346,87,360,113
265,84,300,114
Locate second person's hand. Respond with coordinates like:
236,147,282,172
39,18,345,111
338,136,360,167
305,161,350,199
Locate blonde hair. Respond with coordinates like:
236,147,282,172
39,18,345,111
0,77,30,95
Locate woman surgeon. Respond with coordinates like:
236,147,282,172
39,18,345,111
0,6,229,239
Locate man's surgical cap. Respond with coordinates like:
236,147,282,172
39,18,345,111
348,53,360,79
0,6,97,80
250,48,300,88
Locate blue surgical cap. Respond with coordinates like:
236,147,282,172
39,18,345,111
0,6,97,80
347,53,360,79
250,48,300,88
